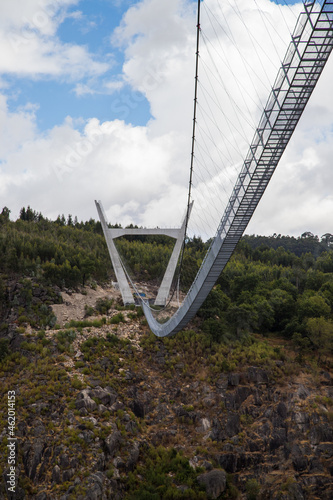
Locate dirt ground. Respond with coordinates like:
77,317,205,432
51,285,121,327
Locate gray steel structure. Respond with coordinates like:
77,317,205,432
141,0,333,336
95,200,193,306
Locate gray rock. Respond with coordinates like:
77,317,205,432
110,401,125,412
295,384,310,400
293,411,310,426
196,418,211,433
127,443,140,471
125,420,138,434
225,414,240,438
197,469,227,499
89,387,117,406
85,473,104,500
52,465,61,484
104,431,122,456
309,456,324,472
269,429,287,452
310,424,333,445
315,443,333,458
35,493,48,500
234,387,252,409
60,454,70,468
292,444,308,472
320,371,331,385
23,439,45,480
247,366,269,384
228,373,240,386
76,390,97,412
218,453,237,473
203,460,214,471
216,375,228,391
93,452,106,472
113,456,126,469
209,418,222,441
277,401,288,419
62,468,75,482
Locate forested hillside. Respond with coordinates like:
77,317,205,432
1,205,333,361
0,206,332,499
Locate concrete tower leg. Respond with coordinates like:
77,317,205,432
154,202,193,306
95,201,135,304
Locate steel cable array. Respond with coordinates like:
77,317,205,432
142,0,333,337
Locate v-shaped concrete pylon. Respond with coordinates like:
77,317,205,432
95,200,193,306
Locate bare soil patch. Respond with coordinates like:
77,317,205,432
51,285,121,327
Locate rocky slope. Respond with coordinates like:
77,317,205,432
0,282,332,499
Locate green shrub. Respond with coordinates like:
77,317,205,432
84,305,95,317
0,339,9,361
246,478,260,500
95,297,113,315
109,313,125,325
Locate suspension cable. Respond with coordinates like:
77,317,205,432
176,0,202,291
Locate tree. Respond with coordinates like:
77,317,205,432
297,293,330,321
19,207,26,220
1,206,10,220
269,288,295,331
306,317,333,362
198,285,230,320
226,304,254,336
301,231,315,239
25,206,38,222
292,332,311,362
254,297,275,332
80,257,96,286
321,233,333,247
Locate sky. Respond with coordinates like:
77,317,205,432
0,0,332,237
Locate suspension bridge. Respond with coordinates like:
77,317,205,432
97,0,333,337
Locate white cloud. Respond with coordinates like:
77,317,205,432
0,0,109,80
0,95,37,158
0,0,332,240
0,0,82,36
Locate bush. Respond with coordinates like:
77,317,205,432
95,297,113,315
0,339,9,361
246,478,260,500
109,313,125,325
84,305,95,317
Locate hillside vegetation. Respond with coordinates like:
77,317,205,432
0,206,332,499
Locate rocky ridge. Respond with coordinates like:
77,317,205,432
0,284,332,499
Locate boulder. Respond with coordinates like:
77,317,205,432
228,373,240,386
104,431,122,456
218,453,237,473
295,385,310,400
126,443,140,471
277,401,288,419
90,386,117,406
75,390,97,412
52,465,61,484
23,439,46,480
292,444,308,472
247,367,269,384
225,414,240,438
197,469,227,499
